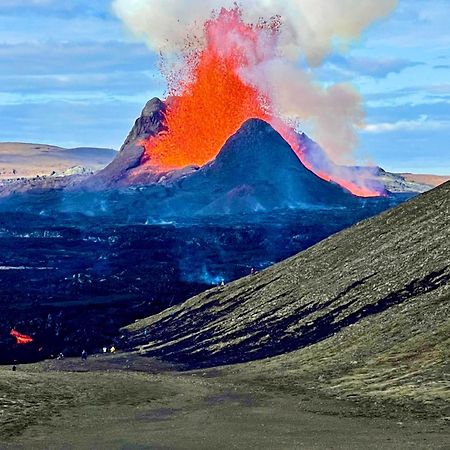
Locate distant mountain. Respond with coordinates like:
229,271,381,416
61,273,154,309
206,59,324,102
0,143,117,180
398,173,450,189
124,181,450,413
370,168,446,194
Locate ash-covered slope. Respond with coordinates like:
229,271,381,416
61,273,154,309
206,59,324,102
125,182,450,408
189,119,355,209
155,119,356,215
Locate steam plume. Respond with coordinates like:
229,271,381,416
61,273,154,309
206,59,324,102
113,0,397,65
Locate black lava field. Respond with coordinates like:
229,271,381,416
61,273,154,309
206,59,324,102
0,195,411,364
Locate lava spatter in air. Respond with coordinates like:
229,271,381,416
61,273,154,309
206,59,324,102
141,8,273,170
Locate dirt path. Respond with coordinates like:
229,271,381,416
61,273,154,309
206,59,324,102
1,355,448,449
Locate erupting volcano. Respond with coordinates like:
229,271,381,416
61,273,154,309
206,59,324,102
133,7,383,197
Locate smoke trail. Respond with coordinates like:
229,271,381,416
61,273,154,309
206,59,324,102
239,58,364,164
112,0,397,179
244,0,399,66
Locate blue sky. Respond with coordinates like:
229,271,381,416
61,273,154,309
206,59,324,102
0,0,449,174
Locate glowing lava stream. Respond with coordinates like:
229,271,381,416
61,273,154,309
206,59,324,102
140,8,380,198
10,329,33,345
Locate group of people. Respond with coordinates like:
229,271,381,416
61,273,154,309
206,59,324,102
80,345,116,361
102,345,116,354
10,346,118,370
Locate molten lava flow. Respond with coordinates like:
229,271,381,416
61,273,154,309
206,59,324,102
10,329,33,345
140,7,382,198
271,120,382,198
142,8,272,169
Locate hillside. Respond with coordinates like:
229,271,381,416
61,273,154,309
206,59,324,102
372,168,438,193
399,173,450,189
0,142,117,180
125,181,450,414
1,187,448,449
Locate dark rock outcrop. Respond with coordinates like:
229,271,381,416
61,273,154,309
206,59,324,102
83,98,166,188
121,97,167,150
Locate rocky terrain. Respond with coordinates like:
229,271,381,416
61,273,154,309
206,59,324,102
1,199,404,364
124,181,450,414
1,183,448,450
375,168,448,193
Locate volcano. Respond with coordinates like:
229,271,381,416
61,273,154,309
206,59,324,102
163,118,356,215
81,99,358,216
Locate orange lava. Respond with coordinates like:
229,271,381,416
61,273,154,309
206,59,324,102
272,121,382,198
142,8,272,169
10,329,33,345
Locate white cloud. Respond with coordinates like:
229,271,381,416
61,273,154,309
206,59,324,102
364,115,450,133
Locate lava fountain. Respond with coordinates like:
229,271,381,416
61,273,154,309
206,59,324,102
141,9,273,169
